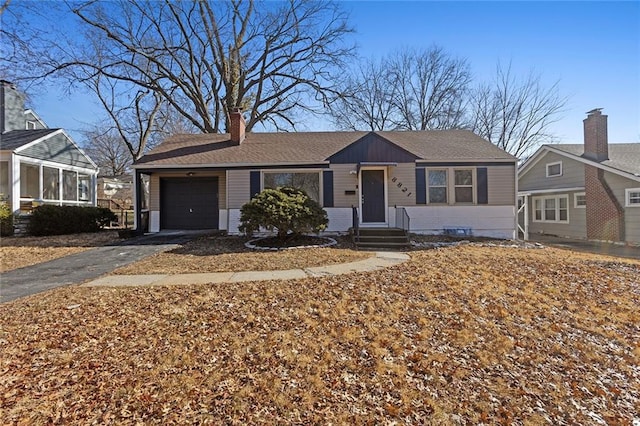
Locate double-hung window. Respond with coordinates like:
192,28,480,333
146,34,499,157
427,169,447,203
626,188,640,207
454,169,474,203
574,192,586,208
533,195,569,222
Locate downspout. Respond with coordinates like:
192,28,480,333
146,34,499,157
134,169,143,235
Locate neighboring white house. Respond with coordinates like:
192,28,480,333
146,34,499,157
132,110,518,239
0,80,98,215
518,109,640,245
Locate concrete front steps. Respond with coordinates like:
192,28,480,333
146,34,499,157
353,227,410,250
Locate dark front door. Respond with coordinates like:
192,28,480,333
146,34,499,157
161,177,219,229
361,169,385,223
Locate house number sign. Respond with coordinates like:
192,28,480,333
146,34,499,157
391,176,412,198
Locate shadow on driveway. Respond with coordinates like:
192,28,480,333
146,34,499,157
0,230,212,304
529,234,640,260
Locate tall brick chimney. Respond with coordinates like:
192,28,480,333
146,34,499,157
229,109,245,145
583,108,608,162
583,108,624,242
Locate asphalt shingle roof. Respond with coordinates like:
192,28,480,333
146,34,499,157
135,130,516,168
550,143,640,176
0,129,59,151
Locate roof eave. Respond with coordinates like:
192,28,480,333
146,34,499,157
132,160,331,170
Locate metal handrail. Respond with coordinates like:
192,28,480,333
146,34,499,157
396,206,410,233
352,206,360,242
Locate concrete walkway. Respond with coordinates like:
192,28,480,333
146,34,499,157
0,231,210,303
529,234,640,260
82,251,410,288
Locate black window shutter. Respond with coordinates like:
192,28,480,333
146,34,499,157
323,170,334,207
477,167,488,204
250,171,261,199
415,168,426,204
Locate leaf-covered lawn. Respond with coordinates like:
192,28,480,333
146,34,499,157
1,246,639,424
114,235,371,274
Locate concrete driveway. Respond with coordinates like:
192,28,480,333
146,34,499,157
530,234,640,260
0,231,209,304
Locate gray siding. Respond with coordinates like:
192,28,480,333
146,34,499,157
19,133,95,168
24,111,47,129
388,163,416,207
528,190,587,239
488,165,516,205
227,169,251,209
626,204,640,244
519,151,585,191
601,171,640,244
330,164,359,208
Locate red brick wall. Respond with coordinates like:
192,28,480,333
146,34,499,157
585,165,624,241
230,110,245,145
583,110,608,161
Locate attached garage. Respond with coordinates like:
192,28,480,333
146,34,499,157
160,177,219,230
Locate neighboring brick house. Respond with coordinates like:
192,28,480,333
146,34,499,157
132,110,518,239
0,80,98,215
518,109,640,244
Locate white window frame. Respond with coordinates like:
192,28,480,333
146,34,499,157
626,188,640,207
452,168,476,204
546,161,562,178
532,195,569,223
574,192,586,208
18,159,94,206
426,168,448,204
26,120,37,130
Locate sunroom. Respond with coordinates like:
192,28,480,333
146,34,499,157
0,129,98,215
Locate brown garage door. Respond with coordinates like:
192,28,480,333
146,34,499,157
160,177,219,230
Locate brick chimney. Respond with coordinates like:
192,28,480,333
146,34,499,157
583,108,608,162
583,108,624,242
229,109,245,145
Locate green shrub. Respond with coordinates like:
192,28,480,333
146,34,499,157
28,205,117,236
239,187,328,240
0,201,13,236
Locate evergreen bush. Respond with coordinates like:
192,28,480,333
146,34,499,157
0,201,14,236
28,205,117,236
239,187,328,240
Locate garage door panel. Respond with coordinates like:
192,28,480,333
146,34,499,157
161,178,219,229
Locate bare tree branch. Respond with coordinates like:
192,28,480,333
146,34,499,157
329,46,471,132
469,62,567,159
48,0,355,133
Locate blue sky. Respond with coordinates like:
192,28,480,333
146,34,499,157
30,1,640,145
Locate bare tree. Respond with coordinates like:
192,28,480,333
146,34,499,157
329,46,471,131
469,63,567,158
389,46,471,130
329,58,398,131
82,127,131,177
40,0,354,134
